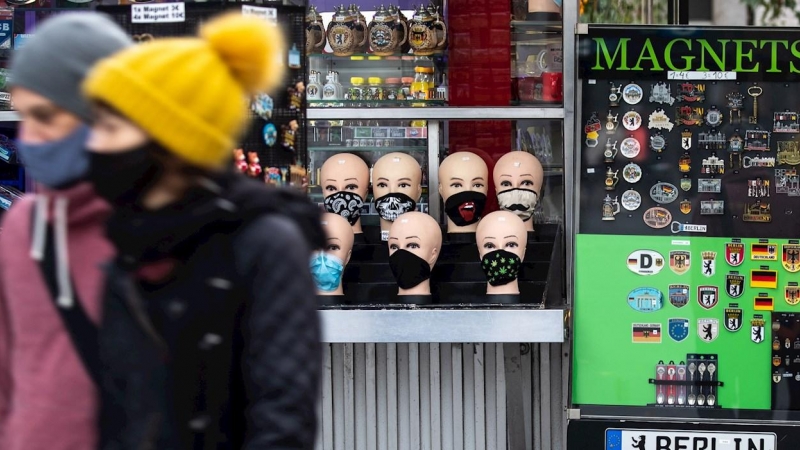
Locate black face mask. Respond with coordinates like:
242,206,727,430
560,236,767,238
444,190,487,227
389,249,432,289
324,191,364,225
375,192,417,222
87,142,162,207
480,249,522,286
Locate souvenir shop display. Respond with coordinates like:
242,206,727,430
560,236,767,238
493,151,544,231
387,211,441,298
372,152,423,240
311,213,354,297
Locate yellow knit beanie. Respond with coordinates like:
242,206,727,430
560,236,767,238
83,13,285,169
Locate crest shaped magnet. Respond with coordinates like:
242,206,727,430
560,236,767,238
725,305,743,331
620,137,640,158
679,199,691,214
623,163,642,183
726,275,744,299
668,318,689,342
697,318,719,342
622,83,643,105
679,153,692,173
681,129,692,150
649,133,666,153
786,285,800,305
697,286,719,310
782,244,800,272
622,110,642,131
669,251,690,275
621,189,641,211
680,176,692,191
668,285,689,307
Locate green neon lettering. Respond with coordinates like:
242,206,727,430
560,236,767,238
593,37,631,70
632,38,663,71
759,40,788,72
664,38,693,71
697,39,728,71
734,40,759,72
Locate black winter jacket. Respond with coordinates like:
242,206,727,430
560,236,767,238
97,174,323,450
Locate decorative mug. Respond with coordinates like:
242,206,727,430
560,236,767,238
368,4,408,56
407,5,447,56
305,5,326,54
326,4,367,57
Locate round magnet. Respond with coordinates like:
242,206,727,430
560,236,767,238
622,83,643,105
621,189,641,211
705,106,723,127
622,111,642,131
251,93,274,121
650,133,667,153
262,122,278,147
622,162,642,183
620,137,640,158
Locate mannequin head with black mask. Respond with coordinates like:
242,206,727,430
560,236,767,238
310,213,354,296
387,212,441,296
493,151,543,232
438,151,489,234
321,153,370,235
476,211,527,295
372,152,422,238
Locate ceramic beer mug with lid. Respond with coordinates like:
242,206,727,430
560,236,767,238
407,4,446,56
368,5,408,56
305,5,326,54
327,4,367,57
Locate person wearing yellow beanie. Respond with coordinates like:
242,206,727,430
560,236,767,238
81,13,324,450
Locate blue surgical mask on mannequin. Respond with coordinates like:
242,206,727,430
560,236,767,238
17,125,90,189
309,251,345,292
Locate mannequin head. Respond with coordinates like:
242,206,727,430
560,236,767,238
476,211,527,295
493,151,544,231
372,152,423,234
388,212,442,296
438,151,489,233
310,213,354,296
321,153,370,233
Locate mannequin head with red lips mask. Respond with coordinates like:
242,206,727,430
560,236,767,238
439,151,489,233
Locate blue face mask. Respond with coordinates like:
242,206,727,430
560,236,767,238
17,125,90,189
309,251,344,293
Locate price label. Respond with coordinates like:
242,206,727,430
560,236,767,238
131,3,185,23
241,5,277,23
667,71,737,81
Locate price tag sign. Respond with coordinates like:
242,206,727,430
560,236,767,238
241,5,277,23
131,3,186,24
667,71,737,81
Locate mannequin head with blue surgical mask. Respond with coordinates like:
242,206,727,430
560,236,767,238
310,213,354,296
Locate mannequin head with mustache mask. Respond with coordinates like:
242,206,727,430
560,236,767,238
493,151,544,232
438,151,489,234
372,152,422,237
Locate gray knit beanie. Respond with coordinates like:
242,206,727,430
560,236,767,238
9,12,132,122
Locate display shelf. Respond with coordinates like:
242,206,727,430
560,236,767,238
318,307,566,343
308,53,446,61
307,107,565,120
309,99,447,108
0,111,19,122
308,146,426,152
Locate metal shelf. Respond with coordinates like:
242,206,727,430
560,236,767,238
0,111,19,122
319,308,566,343
308,146,426,153
307,107,565,121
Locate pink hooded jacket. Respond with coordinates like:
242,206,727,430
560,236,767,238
0,182,113,450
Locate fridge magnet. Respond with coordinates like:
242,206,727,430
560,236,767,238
608,82,621,106
743,155,775,168
775,168,799,195
676,82,705,103
751,315,765,343
668,318,689,342
676,106,703,126
649,132,666,153
643,207,672,229
282,120,300,152
726,274,744,299
681,129,692,150
744,130,770,151
670,221,708,234
246,152,262,178
251,93,274,120
725,241,745,267
747,178,770,198
632,323,661,343
626,250,665,275
697,286,719,310
697,178,721,193
724,304,743,331
726,91,745,123
649,82,674,105
700,200,724,215
622,83,643,105
751,269,778,289
669,250,690,275
777,141,800,165
679,199,692,214
621,189,641,211
627,287,664,312
754,294,775,311
262,122,278,147
648,109,674,131
585,112,601,147
751,242,777,260
701,155,725,174
743,201,772,223
620,137,640,158
729,133,744,168
747,85,763,124
605,111,619,133
601,194,621,221
680,176,692,192
622,163,642,183
679,153,692,173
782,244,800,273
773,110,800,133
288,80,304,111
668,285,689,308
605,167,620,190
697,318,719,342
705,106,723,128
698,131,726,151
786,283,800,305
622,110,642,131
650,182,678,204
603,139,618,163
701,252,717,277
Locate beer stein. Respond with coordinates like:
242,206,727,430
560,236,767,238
326,4,367,57
426,3,447,52
305,5,326,54
603,139,618,164
349,4,369,54
368,5,408,56
604,168,619,191
407,4,446,56
602,195,621,221
388,4,411,53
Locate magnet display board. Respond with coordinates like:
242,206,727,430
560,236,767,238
572,25,800,412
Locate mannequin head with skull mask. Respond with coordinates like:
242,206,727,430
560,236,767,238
372,152,423,236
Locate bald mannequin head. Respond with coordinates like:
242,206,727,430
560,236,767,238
321,153,370,233
438,151,489,233
388,212,442,296
373,152,423,233
311,213,355,296
493,151,544,231
476,211,527,295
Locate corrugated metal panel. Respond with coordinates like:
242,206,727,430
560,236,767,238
316,343,567,450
